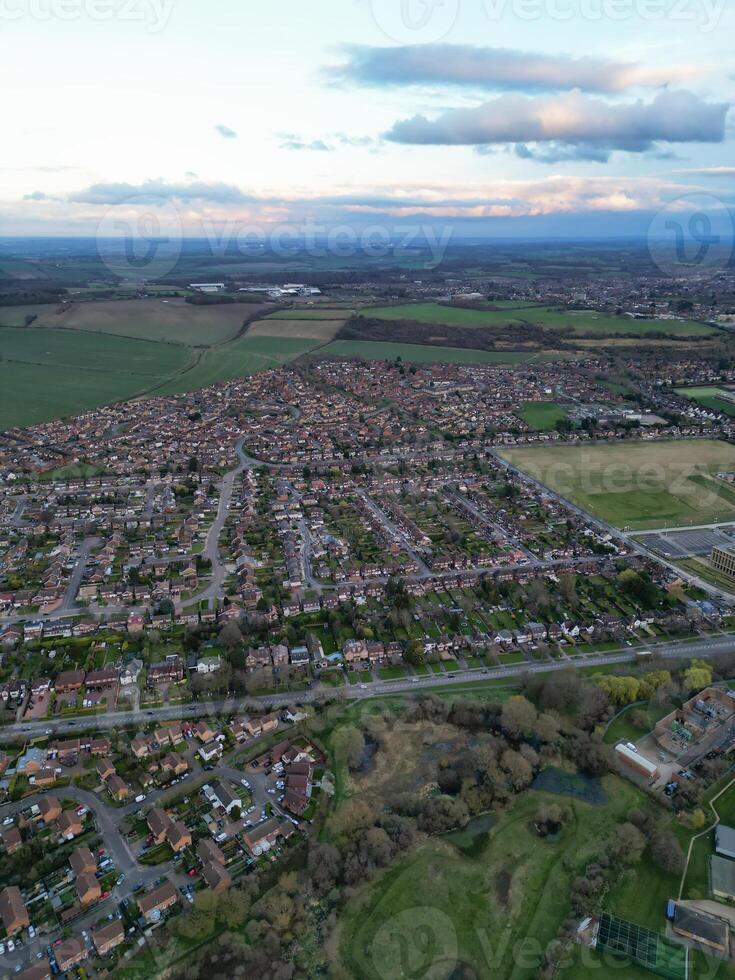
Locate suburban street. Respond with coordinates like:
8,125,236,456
3,631,735,743
0,735,275,975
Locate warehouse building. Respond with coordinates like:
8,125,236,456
614,742,659,781
711,855,735,902
716,824,735,860
711,546,735,578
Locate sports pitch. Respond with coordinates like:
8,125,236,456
499,439,735,530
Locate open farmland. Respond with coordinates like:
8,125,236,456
365,302,717,338
320,340,551,365
246,315,345,341
0,325,193,429
0,297,267,346
151,335,322,395
0,317,325,430
499,439,735,530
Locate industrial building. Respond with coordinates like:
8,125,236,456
715,824,735,860
667,902,729,956
711,855,735,902
654,688,735,758
711,546,735,578
614,742,659,781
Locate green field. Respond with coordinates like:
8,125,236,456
0,322,324,430
366,302,716,338
500,439,735,530
339,775,650,980
153,335,321,395
321,340,550,365
675,386,735,418
519,401,568,430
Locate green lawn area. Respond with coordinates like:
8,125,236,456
500,439,735,531
519,401,568,431
339,775,648,980
603,701,673,745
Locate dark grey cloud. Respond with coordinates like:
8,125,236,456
68,180,256,206
215,124,238,139
385,90,729,159
514,143,613,163
329,44,692,94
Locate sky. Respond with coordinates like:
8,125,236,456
1,0,734,238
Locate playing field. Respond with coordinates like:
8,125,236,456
366,302,716,338
500,439,735,530
519,401,568,430
0,298,265,346
675,386,735,417
321,340,549,365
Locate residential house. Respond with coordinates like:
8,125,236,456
76,872,102,906
92,919,125,956
1,826,23,855
202,861,232,892
138,880,179,922
197,839,225,866
0,886,29,936
57,810,84,841
37,795,61,824
55,936,89,973
70,846,96,877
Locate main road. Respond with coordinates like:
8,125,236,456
4,631,735,742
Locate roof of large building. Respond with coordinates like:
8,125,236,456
711,855,735,897
673,903,729,948
716,824,735,857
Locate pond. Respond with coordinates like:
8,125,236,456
445,811,497,857
531,767,607,805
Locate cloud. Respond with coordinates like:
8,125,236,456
22,174,734,229
23,190,51,201
68,179,256,206
385,90,729,159
329,44,699,94
215,124,238,139
278,134,333,152
675,166,735,175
